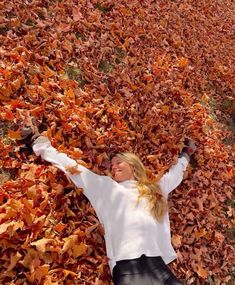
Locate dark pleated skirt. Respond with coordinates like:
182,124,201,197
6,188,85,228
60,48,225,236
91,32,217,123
112,255,183,285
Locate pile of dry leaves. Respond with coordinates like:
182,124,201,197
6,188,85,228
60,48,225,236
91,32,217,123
0,0,234,284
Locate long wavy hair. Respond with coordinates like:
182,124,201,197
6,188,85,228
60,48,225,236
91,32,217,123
115,152,167,222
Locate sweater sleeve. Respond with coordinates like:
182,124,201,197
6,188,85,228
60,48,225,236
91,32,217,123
158,156,189,197
32,136,117,208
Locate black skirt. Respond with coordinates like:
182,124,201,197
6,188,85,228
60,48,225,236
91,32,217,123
112,255,183,285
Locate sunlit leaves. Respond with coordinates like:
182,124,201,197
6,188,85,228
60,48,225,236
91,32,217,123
0,0,234,284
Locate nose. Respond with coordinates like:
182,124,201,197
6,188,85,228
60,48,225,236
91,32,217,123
111,164,118,173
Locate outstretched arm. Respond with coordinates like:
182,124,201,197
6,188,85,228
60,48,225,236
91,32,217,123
158,139,196,197
32,136,117,207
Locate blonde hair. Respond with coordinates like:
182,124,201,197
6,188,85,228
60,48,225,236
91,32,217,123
115,152,167,222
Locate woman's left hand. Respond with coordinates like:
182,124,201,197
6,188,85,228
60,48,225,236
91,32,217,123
182,138,196,156
19,114,40,141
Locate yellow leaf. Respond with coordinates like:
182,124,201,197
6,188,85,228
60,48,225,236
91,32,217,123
66,207,76,217
22,234,31,249
62,235,78,253
0,221,24,235
31,238,55,253
49,268,77,278
0,199,23,220
225,168,234,179
72,243,88,258
192,229,208,239
27,185,38,200
44,276,59,285
196,266,209,279
146,155,158,163
172,234,182,247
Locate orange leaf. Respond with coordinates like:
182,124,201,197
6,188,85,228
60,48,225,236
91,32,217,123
8,129,22,140
196,266,209,279
31,75,39,85
7,251,22,272
0,94,11,101
225,168,234,179
178,57,188,68
66,88,75,99
162,105,170,114
34,264,49,283
2,109,14,120
1,85,12,98
8,18,20,28
44,65,55,77
54,223,67,234
54,128,63,140
152,66,161,76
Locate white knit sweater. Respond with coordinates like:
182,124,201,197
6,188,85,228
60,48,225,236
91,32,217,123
33,137,189,274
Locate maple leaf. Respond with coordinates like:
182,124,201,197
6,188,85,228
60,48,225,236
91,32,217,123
172,234,182,248
0,221,24,235
31,238,56,253
6,251,22,272
196,266,209,279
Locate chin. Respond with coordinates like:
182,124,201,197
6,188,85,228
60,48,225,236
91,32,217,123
114,176,124,182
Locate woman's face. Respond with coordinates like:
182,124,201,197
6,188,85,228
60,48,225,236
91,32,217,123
111,156,134,182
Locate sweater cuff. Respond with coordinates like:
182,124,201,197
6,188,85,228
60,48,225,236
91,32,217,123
32,135,50,146
180,152,190,162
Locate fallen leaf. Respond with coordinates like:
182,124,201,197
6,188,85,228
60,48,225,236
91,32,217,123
65,165,81,175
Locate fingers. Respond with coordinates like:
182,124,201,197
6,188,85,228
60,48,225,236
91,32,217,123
20,126,33,139
19,114,40,140
31,132,41,141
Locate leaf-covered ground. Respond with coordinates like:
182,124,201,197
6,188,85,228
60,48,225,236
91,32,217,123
0,0,234,284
